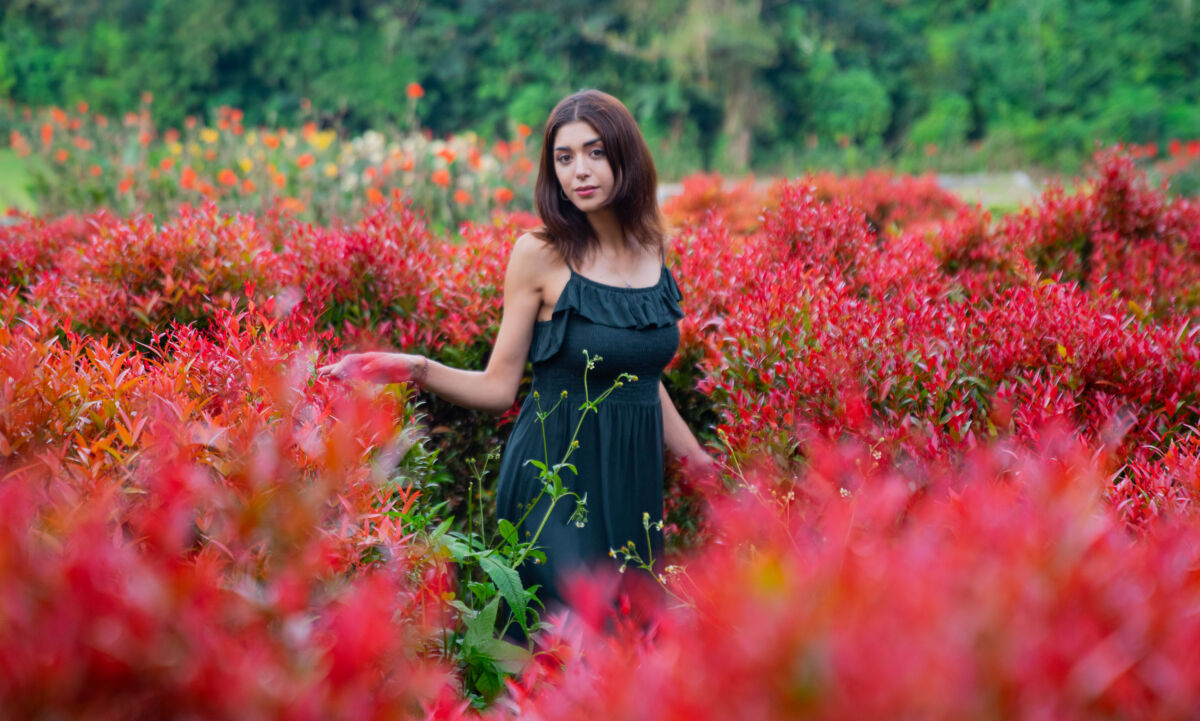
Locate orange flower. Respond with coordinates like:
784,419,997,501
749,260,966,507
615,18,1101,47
141,91,154,104
40,123,53,147
73,137,93,151
299,97,311,111
241,178,257,193
280,197,306,214
160,157,175,172
218,118,230,131
516,123,531,138
198,182,216,198
453,189,472,205
150,169,159,180
118,177,134,194
297,153,315,169
406,82,425,99
494,187,514,205
401,155,415,172
180,166,197,190
262,133,280,150
365,186,384,205
231,108,244,123
76,101,89,114
272,172,287,189
468,147,482,170
89,164,102,177
431,168,451,187
437,148,457,164
185,116,197,129
50,107,67,125
54,148,69,164
924,143,939,156
218,168,238,186
301,122,317,140
364,166,378,180
68,118,80,131
95,115,108,128
164,128,180,144
139,130,154,146
232,124,244,136
204,149,216,161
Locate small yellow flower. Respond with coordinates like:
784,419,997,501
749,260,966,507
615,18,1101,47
238,157,253,173
245,130,258,146
323,162,339,178
309,129,337,151
168,141,183,156
200,128,219,144
188,143,202,158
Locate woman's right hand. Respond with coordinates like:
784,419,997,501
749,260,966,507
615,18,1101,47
317,352,421,385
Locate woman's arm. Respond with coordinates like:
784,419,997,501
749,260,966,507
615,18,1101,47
319,233,549,414
659,381,714,472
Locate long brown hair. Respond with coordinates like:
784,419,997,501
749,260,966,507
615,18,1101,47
533,89,665,269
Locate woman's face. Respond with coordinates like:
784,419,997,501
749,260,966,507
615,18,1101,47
552,121,615,212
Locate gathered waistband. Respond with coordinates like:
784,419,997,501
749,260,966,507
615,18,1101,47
529,369,662,407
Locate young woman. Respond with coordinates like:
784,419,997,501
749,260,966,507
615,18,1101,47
320,89,712,612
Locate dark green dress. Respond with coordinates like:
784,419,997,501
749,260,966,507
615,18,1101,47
495,264,683,611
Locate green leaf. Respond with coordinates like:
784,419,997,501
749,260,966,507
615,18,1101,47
428,517,454,543
479,553,528,630
497,518,519,548
466,581,497,602
477,636,533,674
464,596,500,651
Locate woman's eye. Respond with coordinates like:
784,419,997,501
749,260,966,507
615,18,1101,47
557,154,571,164
590,148,605,158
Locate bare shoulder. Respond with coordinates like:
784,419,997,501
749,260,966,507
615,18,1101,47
509,232,567,285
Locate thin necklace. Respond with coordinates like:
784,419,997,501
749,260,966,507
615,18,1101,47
597,247,638,288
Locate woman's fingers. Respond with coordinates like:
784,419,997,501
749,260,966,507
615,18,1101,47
316,353,410,384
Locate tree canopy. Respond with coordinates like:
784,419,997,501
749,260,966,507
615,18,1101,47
2,0,1196,174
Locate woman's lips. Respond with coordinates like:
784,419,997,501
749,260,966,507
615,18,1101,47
575,186,598,197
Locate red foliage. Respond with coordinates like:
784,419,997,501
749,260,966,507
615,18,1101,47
3,146,1200,717
500,435,1200,720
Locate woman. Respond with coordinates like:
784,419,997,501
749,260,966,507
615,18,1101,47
320,89,711,613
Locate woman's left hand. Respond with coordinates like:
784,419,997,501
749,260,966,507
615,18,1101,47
317,352,420,385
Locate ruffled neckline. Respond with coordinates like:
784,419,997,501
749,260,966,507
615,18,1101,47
529,265,683,364
567,266,667,294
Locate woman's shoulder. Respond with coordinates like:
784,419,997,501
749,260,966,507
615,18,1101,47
512,231,567,271
509,231,570,292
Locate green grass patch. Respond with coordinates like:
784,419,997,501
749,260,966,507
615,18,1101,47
0,149,37,214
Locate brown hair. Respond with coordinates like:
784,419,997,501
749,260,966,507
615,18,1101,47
533,89,665,269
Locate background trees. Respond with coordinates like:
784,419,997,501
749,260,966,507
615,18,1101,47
2,0,1197,174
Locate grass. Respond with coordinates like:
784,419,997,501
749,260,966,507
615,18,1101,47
0,149,37,215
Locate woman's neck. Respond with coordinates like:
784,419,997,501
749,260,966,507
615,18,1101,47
585,206,629,253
